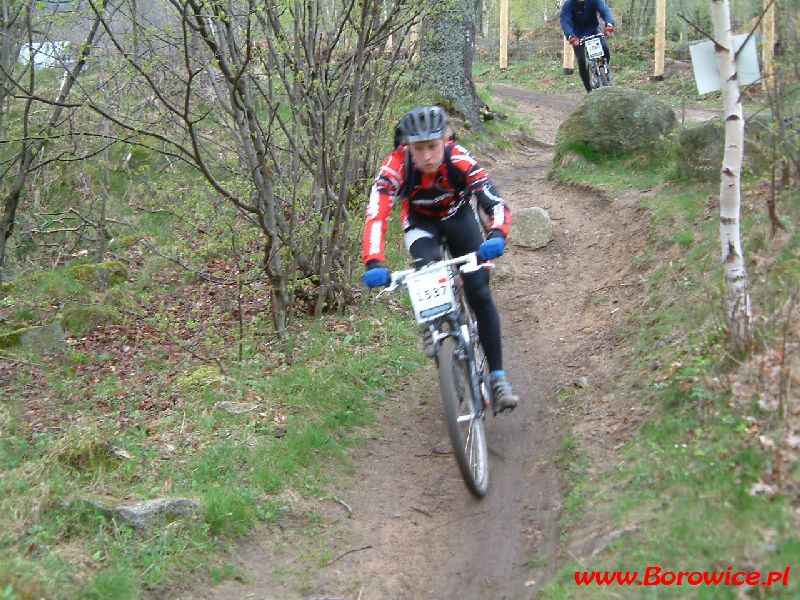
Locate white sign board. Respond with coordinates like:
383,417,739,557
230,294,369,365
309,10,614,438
18,42,72,70
689,34,761,95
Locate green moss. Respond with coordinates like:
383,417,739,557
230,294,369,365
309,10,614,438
0,327,30,348
175,366,228,398
196,241,232,262
68,261,129,287
109,235,140,249
61,305,122,335
100,285,138,311
48,425,117,472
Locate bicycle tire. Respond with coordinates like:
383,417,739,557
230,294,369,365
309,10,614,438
598,65,611,87
590,63,602,90
438,336,489,497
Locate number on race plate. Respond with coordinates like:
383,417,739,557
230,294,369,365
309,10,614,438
585,38,604,59
405,267,455,322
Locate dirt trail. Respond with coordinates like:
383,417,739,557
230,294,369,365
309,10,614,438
179,88,655,600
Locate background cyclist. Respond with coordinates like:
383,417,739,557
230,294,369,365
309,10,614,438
361,106,519,412
560,0,615,92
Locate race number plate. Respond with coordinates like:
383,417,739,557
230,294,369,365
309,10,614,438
405,266,455,323
585,37,604,59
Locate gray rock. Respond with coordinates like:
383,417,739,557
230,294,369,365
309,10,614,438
512,206,553,249
490,263,512,282
555,87,676,163
20,322,66,353
573,376,590,388
570,526,640,559
216,401,259,414
113,497,199,530
676,113,774,182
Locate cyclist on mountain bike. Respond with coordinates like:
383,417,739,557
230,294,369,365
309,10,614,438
560,0,615,92
361,105,519,412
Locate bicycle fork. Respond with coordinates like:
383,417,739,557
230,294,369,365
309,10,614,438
431,314,489,415
458,323,491,415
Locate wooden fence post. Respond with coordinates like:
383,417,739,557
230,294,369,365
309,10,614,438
653,0,666,80
563,37,574,74
500,0,509,69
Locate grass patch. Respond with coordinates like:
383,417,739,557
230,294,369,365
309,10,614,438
0,291,427,598
540,141,800,598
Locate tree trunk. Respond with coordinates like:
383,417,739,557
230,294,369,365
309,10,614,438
419,0,486,132
710,0,752,352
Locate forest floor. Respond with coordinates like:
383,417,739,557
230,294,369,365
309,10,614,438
172,86,719,600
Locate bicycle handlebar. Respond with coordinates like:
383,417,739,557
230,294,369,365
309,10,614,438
579,32,606,43
378,252,487,295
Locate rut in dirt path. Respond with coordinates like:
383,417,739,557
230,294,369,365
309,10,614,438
179,88,651,600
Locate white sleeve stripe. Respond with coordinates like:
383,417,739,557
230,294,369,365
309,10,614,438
365,185,381,219
369,221,383,256
493,204,505,226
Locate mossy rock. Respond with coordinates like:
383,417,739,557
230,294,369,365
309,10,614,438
100,284,139,311
61,305,122,335
48,425,118,472
0,327,28,348
175,366,229,398
554,87,677,163
676,114,775,182
0,324,65,351
68,260,129,288
22,323,65,352
136,256,176,290
109,234,140,249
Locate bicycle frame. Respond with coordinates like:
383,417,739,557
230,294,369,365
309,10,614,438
380,250,492,495
380,251,491,413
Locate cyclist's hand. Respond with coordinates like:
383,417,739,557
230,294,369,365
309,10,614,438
604,25,614,35
569,36,580,46
478,237,505,261
363,261,390,288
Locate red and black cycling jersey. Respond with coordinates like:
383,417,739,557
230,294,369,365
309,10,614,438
362,142,511,265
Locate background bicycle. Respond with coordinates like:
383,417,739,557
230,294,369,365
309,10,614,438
582,32,614,88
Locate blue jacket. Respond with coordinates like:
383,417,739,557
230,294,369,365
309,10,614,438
560,0,615,39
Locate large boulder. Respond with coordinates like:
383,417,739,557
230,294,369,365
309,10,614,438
61,304,122,335
676,113,774,181
555,87,677,164
69,260,128,288
20,322,66,352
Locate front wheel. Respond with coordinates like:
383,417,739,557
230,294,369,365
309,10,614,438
590,62,602,89
438,336,489,497
598,64,611,86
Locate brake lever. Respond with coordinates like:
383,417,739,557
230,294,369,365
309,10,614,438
459,253,495,274
376,273,403,298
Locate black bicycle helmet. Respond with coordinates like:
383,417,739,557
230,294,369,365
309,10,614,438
399,106,448,143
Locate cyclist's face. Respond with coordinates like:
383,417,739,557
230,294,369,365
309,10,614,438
409,138,446,174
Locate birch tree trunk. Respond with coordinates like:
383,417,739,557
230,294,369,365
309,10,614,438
710,0,752,352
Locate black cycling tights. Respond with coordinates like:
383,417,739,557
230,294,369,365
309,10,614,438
405,204,504,372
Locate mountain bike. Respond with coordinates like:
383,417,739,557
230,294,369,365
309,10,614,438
379,250,492,497
581,33,613,88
